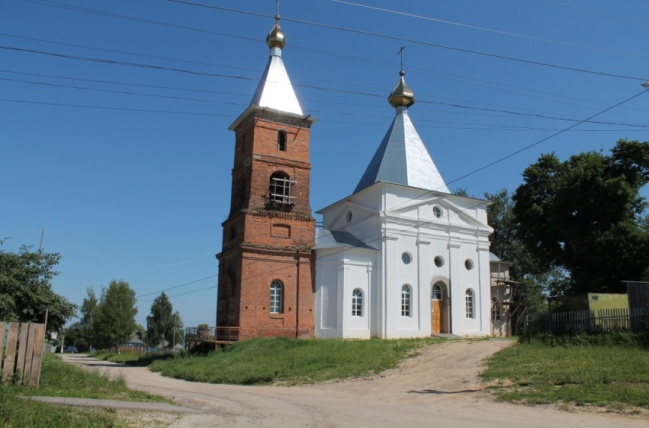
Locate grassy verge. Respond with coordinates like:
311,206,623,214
481,341,649,411
91,350,182,368
1,353,168,428
150,337,444,385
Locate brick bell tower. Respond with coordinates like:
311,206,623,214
216,16,317,339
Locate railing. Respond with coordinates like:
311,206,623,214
185,326,240,344
526,307,649,336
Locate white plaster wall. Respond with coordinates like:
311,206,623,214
341,257,374,339
314,251,342,338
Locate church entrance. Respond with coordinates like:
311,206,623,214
431,282,447,335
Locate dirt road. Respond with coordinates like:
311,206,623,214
60,340,648,427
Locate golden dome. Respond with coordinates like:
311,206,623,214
388,71,415,108
266,16,286,49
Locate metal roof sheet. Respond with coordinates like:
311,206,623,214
315,229,376,250
354,107,449,194
250,47,303,116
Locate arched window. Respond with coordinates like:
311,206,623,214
268,172,294,205
277,130,287,151
352,288,363,317
432,283,443,300
465,289,474,318
270,280,283,314
401,285,411,317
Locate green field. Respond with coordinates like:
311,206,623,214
481,341,649,410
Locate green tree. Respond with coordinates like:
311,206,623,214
513,139,649,295
65,288,98,351
486,189,553,333
146,292,183,349
92,280,138,350
0,242,76,332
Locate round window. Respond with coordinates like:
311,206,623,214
346,210,353,223
402,252,412,264
433,206,442,218
465,259,474,270
434,256,444,267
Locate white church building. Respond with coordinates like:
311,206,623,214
314,71,494,339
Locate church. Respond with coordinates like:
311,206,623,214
216,16,493,340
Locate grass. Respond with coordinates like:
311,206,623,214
149,337,444,385
0,353,169,428
481,341,649,410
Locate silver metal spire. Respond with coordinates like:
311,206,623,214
249,15,303,116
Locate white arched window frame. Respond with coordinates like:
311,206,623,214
270,280,284,314
465,289,474,319
401,285,411,317
351,288,363,317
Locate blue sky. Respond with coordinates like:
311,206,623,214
2,0,648,329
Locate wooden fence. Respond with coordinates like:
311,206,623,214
526,307,649,336
0,322,46,387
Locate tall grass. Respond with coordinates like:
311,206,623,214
1,353,168,428
36,353,165,401
481,341,649,409
0,386,119,428
150,337,442,385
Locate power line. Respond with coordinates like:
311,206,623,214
445,89,649,186
3,64,648,129
30,0,647,82
136,274,217,299
332,0,649,58
0,97,231,116
170,0,649,82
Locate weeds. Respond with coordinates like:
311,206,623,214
481,341,649,410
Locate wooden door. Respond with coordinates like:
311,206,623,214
431,299,441,334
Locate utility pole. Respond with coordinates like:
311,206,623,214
39,227,45,251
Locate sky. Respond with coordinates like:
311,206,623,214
2,0,648,329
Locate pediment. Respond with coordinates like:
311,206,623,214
387,195,492,231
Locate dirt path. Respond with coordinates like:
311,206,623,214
60,340,648,427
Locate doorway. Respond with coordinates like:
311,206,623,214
431,282,447,334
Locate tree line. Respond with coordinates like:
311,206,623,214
0,242,183,351
66,284,183,352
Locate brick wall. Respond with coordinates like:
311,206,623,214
216,108,316,338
